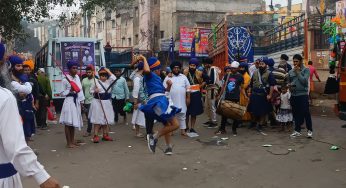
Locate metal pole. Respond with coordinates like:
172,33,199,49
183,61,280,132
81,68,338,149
288,0,292,16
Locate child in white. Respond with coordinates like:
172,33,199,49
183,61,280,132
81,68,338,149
276,85,293,131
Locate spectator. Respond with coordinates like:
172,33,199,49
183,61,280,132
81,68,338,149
111,68,130,124
288,54,313,138
307,60,321,105
278,54,292,72
36,68,52,129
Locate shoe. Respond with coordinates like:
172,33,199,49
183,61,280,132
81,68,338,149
147,134,158,153
290,131,302,138
341,124,346,128
203,121,212,125
207,122,218,129
102,134,113,141
93,135,99,143
164,147,173,155
232,131,237,136
215,130,226,135
307,131,313,138
190,128,197,133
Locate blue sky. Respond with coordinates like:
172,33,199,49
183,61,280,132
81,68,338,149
265,0,303,7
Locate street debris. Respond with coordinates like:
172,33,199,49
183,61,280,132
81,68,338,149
262,144,272,147
330,145,339,150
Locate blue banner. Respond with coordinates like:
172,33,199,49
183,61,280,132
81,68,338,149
227,27,254,63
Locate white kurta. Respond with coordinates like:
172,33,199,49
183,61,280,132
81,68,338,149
0,88,50,188
11,81,32,94
89,75,116,125
59,74,85,129
163,74,190,130
131,75,145,127
163,74,190,113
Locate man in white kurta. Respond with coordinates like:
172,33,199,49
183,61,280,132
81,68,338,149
0,88,57,188
164,61,190,136
0,43,59,188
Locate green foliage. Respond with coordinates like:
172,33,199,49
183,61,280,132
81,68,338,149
0,0,132,41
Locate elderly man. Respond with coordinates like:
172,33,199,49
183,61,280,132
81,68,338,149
164,61,191,136
0,43,60,188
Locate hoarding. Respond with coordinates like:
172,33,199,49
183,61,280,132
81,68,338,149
179,27,211,57
61,41,95,72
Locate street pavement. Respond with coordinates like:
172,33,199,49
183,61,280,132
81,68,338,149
22,108,346,188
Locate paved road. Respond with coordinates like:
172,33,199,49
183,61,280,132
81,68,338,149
22,113,346,188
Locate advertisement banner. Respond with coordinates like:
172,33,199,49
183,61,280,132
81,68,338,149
61,42,95,73
179,27,211,57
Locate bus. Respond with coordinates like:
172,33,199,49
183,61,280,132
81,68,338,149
35,37,106,108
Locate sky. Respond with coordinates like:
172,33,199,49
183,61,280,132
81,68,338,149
265,0,303,7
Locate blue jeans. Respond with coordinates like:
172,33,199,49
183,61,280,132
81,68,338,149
290,95,312,132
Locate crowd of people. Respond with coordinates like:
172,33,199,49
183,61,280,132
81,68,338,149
0,40,321,187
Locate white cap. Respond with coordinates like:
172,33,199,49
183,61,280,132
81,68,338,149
230,61,240,68
38,68,45,73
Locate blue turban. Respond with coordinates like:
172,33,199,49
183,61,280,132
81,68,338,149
148,57,161,71
9,55,24,67
137,61,144,70
166,67,171,73
67,60,79,70
239,62,248,68
0,43,5,61
197,66,204,71
189,58,199,66
267,58,275,67
259,56,269,65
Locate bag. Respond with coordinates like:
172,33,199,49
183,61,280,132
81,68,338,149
47,101,56,121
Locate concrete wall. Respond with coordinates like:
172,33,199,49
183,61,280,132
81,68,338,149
176,0,263,12
160,0,264,51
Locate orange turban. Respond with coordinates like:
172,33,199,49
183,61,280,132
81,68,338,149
23,60,35,70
